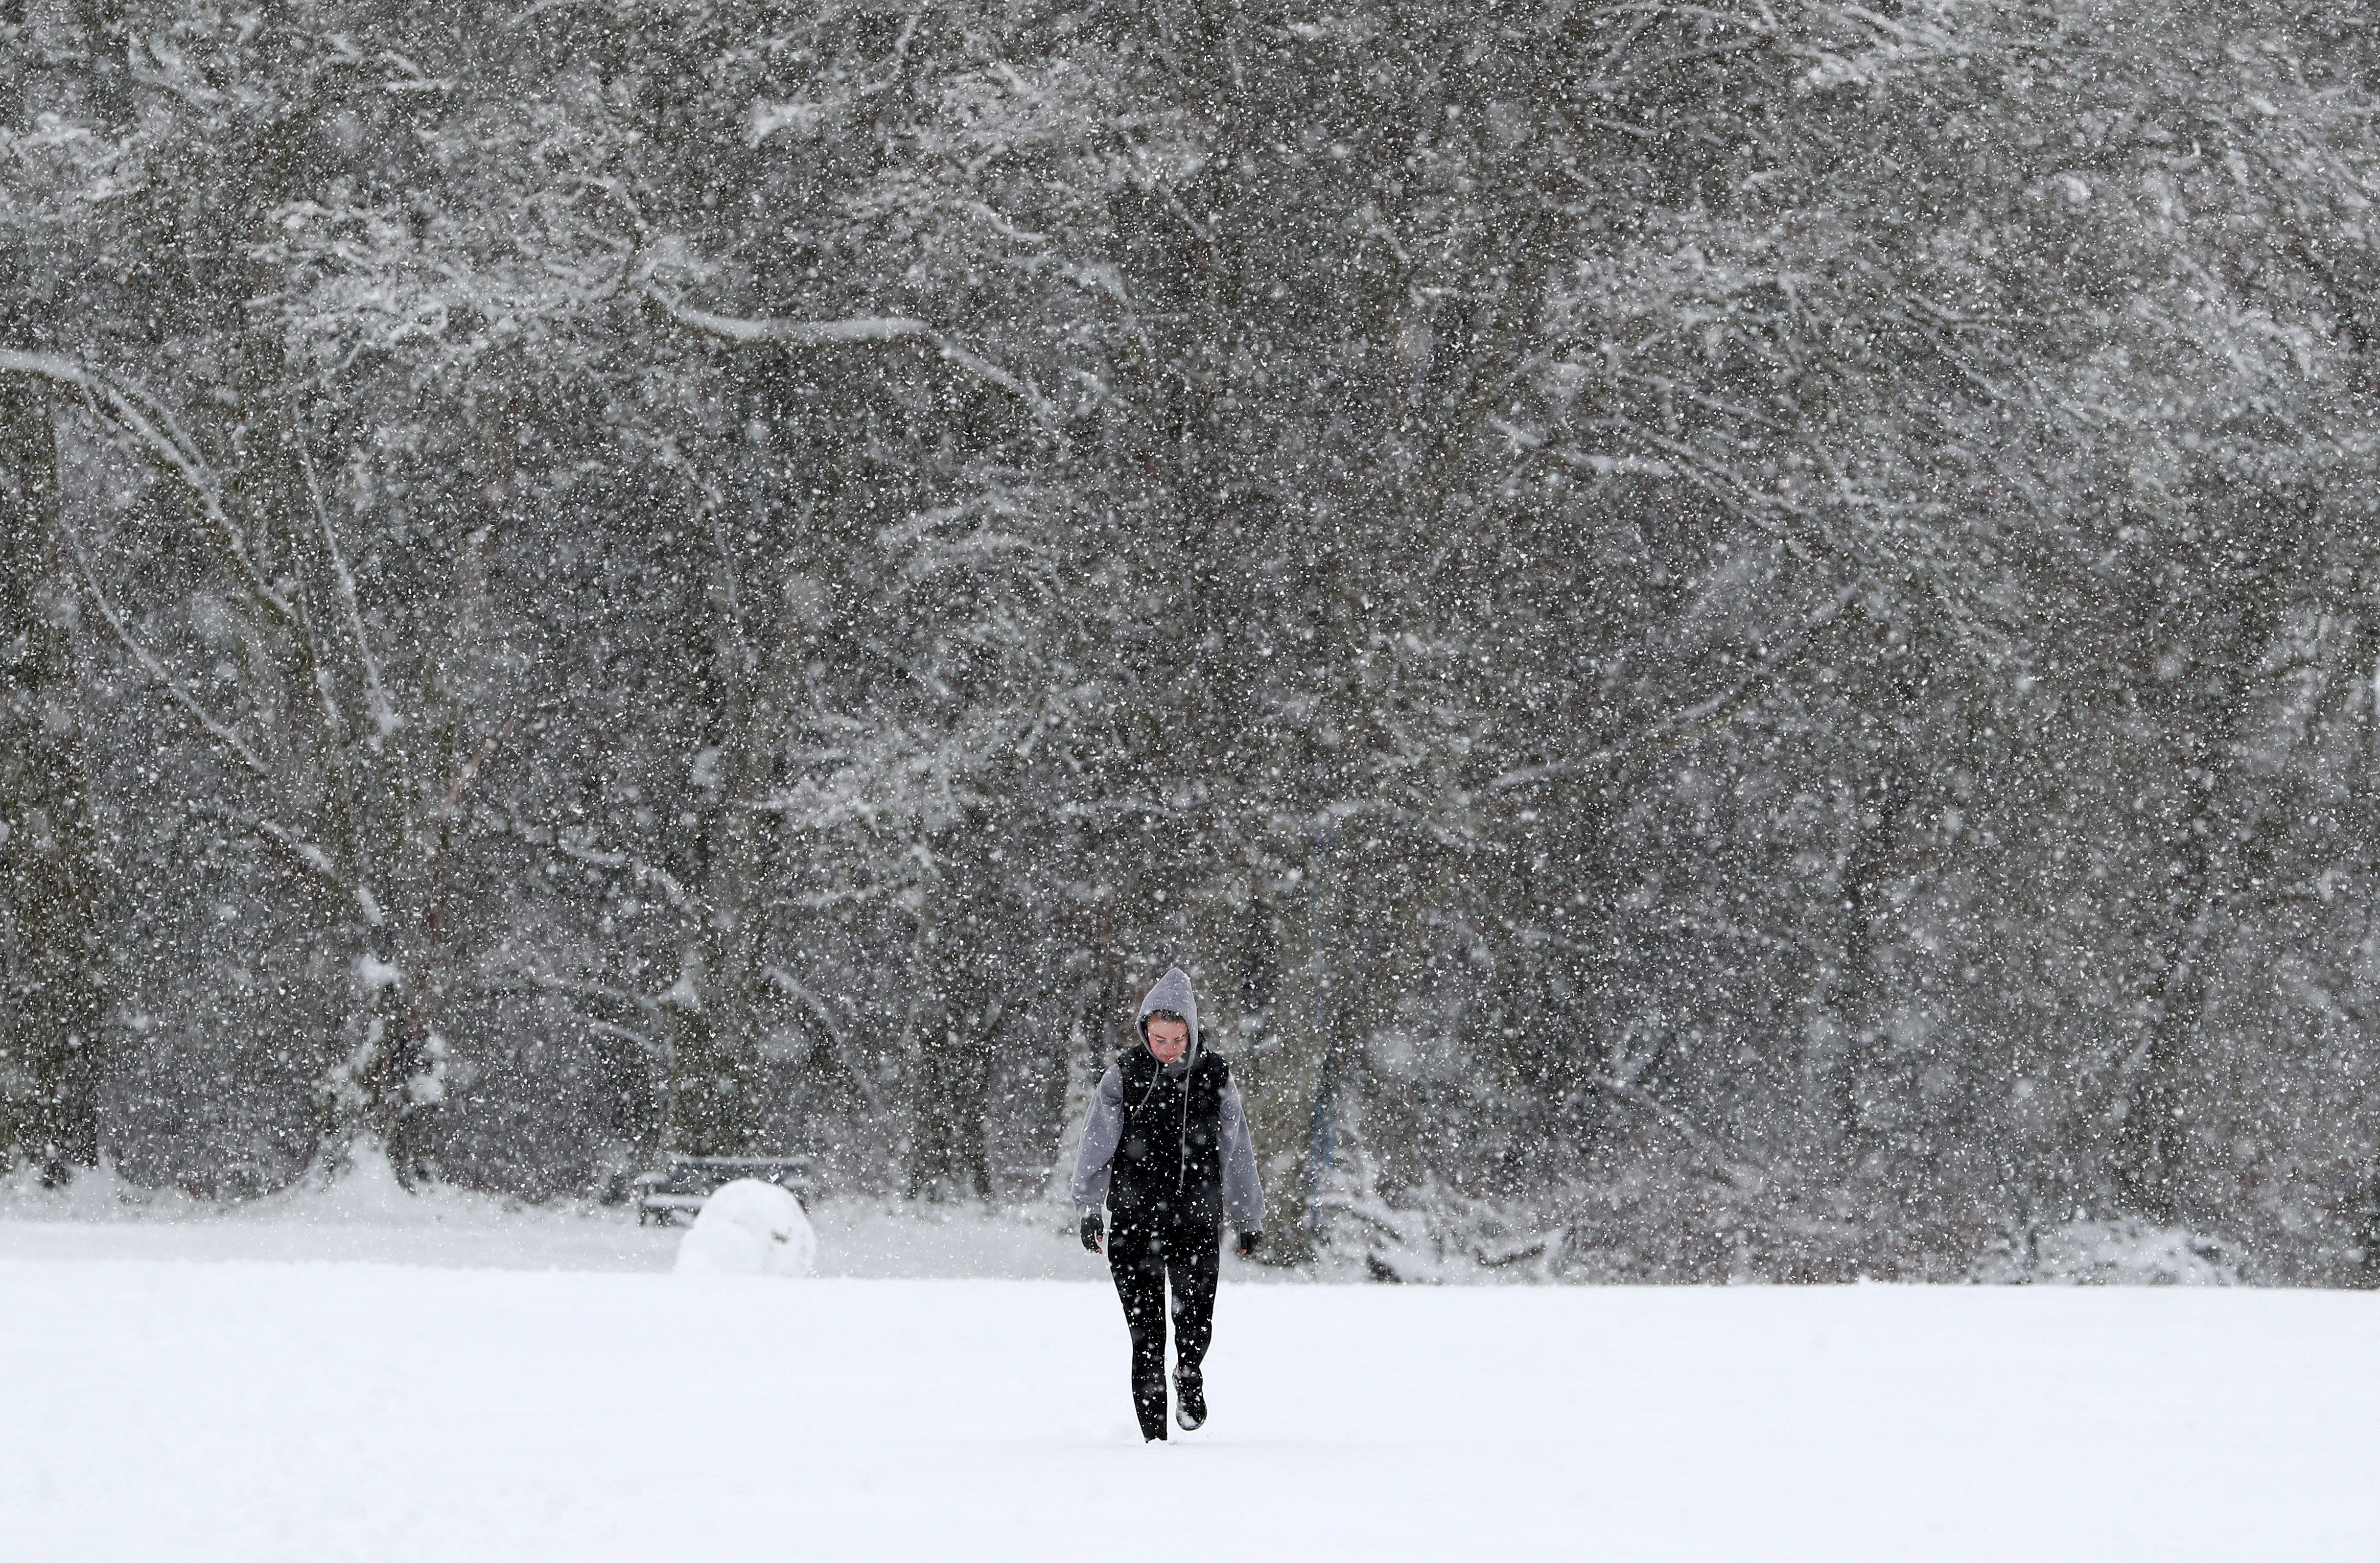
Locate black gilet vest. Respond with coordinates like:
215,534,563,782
1108,1046,1231,1227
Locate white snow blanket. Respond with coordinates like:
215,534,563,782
671,1177,816,1277
3,1258,2374,1561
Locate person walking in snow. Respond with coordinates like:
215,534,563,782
1073,966,1265,1441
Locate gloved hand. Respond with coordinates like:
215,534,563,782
1235,1229,1263,1259
1081,1212,1104,1254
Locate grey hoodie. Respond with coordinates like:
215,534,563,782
1071,967,1265,1232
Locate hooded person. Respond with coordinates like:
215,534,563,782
1072,966,1265,1441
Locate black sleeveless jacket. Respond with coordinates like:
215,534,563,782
1107,1046,1232,1227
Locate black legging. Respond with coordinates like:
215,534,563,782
1107,1213,1221,1440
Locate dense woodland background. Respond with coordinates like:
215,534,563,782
5,0,2380,1281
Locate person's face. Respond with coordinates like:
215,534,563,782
1145,1017,1190,1066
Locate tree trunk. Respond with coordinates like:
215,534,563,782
663,510,808,1155
0,0,108,1182
1806,768,1913,1149
2115,812,2224,1226
2114,632,2322,1222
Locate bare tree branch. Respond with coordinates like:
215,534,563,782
0,348,297,624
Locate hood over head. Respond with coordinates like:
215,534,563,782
1135,967,1201,1069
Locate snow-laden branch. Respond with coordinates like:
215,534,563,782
762,964,846,1047
1483,581,1862,796
646,289,1052,419
58,525,276,786
649,294,932,347
189,802,385,928
763,964,888,1115
1590,1075,1768,1194
489,972,665,1018
9,356,403,933
296,425,400,746
586,1018,660,1051
0,349,297,625
549,826,697,917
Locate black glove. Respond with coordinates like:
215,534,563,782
1235,1229,1263,1259
1081,1212,1104,1253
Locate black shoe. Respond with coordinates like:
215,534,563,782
1174,1369,1206,1431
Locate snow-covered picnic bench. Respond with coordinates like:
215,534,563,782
634,1155,816,1226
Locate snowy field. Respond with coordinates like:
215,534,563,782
4,1184,2375,1561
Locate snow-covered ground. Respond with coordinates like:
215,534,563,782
0,1157,1108,1277
4,1178,2375,1560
